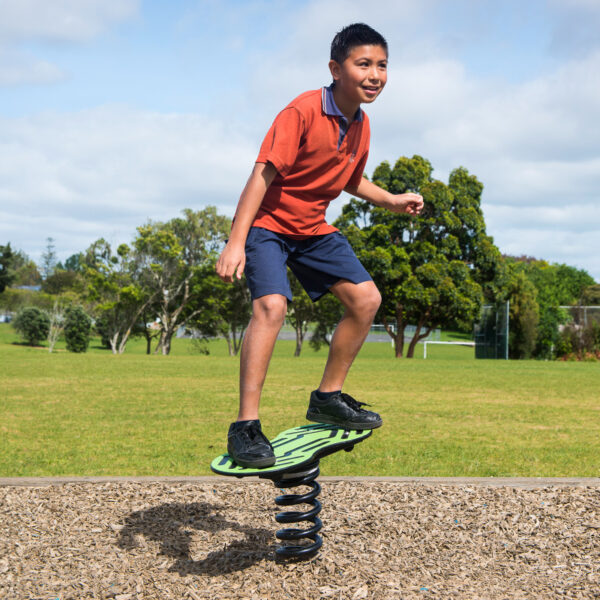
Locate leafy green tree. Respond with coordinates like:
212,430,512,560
505,257,595,358
13,306,50,345
186,264,251,356
0,243,15,293
83,239,154,354
134,207,229,355
506,269,539,359
336,155,495,357
287,271,315,357
64,253,84,272
64,305,92,353
11,250,42,287
310,292,344,351
41,269,81,294
581,284,600,306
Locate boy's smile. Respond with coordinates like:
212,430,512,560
329,44,388,121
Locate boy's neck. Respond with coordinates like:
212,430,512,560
332,85,360,122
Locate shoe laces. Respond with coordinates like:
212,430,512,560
241,422,270,446
340,393,370,412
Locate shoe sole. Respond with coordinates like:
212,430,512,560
229,454,276,469
306,412,383,430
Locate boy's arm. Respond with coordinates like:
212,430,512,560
344,178,424,215
216,161,278,283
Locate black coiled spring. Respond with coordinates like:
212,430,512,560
271,461,323,560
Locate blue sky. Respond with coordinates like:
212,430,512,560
1,0,599,280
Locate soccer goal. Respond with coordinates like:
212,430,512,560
423,340,475,359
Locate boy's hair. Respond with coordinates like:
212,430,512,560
330,23,388,64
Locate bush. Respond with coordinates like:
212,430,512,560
13,306,50,345
556,320,600,361
64,306,92,353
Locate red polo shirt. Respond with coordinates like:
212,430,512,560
253,87,370,238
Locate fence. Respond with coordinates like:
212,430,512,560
474,302,509,359
559,306,600,328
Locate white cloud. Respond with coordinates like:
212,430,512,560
0,0,139,88
0,106,255,262
361,48,600,278
0,0,598,281
0,47,66,85
0,0,140,42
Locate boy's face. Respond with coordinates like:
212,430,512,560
329,44,388,107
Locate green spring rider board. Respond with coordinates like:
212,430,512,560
211,423,373,560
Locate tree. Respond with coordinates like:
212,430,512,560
310,292,344,351
0,243,15,293
505,257,595,358
64,305,92,353
41,269,80,294
64,253,83,272
47,297,70,353
11,250,42,287
187,264,252,356
83,239,155,354
287,271,315,357
134,207,229,355
581,284,600,306
506,269,539,359
13,306,50,345
335,155,494,357
40,237,57,280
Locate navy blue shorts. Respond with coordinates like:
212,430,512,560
244,227,372,302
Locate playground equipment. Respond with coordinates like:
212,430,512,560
211,423,372,560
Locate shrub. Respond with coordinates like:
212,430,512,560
64,306,92,353
13,306,50,345
556,320,600,361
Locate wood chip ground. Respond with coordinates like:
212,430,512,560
1,481,598,599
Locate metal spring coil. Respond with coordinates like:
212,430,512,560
272,461,323,559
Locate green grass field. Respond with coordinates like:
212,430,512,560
1,323,598,477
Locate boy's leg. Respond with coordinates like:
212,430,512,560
305,278,383,429
227,293,286,469
318,279,381,392
238,293,287,420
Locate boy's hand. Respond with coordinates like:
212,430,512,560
216,242,246,283
387,192,424,215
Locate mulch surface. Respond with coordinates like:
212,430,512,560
1,481,599,599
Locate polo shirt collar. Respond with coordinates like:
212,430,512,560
322,84,363,123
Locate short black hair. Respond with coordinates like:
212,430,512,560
330,23,388,64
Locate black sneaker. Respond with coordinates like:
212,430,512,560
227,420,276,468
306,391,383,430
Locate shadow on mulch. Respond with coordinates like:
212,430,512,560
116,501,273,576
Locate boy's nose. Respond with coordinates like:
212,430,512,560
367,66,380,81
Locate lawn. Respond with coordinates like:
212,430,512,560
1,323,598,477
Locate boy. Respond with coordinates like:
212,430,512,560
216,23,423,468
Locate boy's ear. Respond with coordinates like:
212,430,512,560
328,59,342,82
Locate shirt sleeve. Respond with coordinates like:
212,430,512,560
256,107,305,178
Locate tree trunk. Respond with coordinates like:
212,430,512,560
109,331,119,355
383,304,406,358
117,328,131,354
294,323,305,357
406,311,433,358
225,334,233,357
162,329,174,355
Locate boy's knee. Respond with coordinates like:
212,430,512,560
253,294,288,326
364,285,382,316
345,283,381,318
